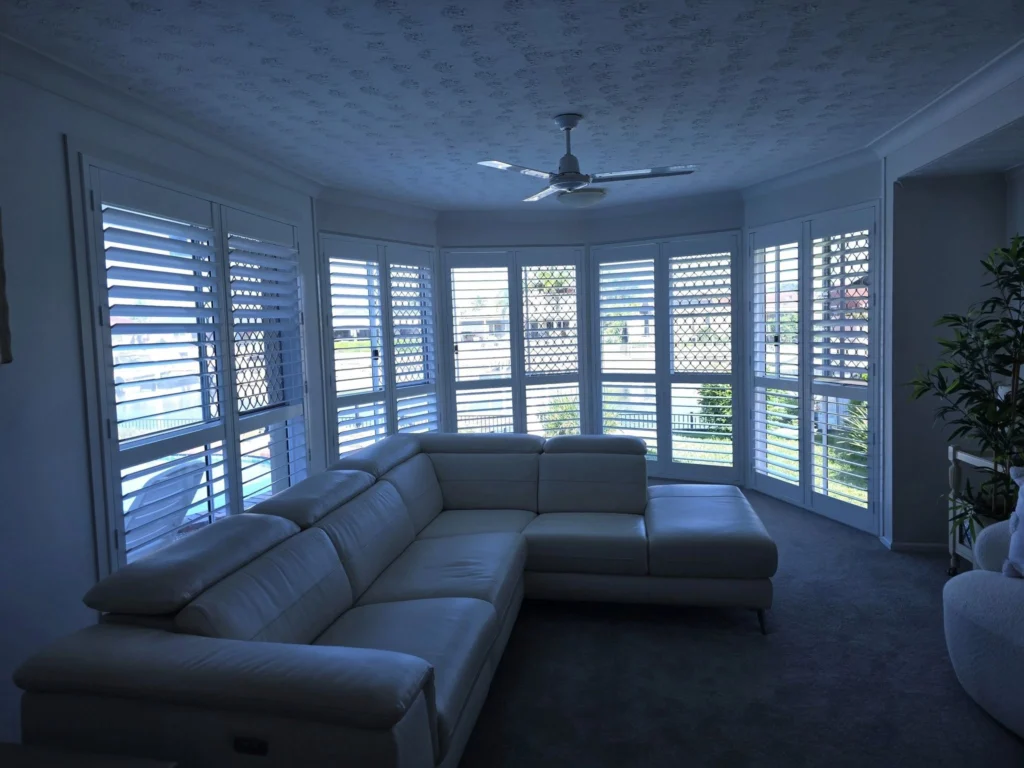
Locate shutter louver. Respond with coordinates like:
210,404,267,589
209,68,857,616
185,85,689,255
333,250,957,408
456,387,514,433
753,243,799,379
811,228,871,509
598,259,656,374
330,258,385,396
451,267,511,382
337,400,388,455
812,231,870,384
669,250,734,468
390,260,439,435
228,230,306,507
601,382,657,458
597,256,658,457
754,386,800,486
396,391,440,433
104,206,222,442
102,203,229,562
752,240,800,488
525,382,580,436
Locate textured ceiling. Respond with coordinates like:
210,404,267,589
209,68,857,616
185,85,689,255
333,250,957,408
3,0,1024,210
911,117,1024,176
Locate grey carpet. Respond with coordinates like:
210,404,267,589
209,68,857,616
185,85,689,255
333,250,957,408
460,490,1024,768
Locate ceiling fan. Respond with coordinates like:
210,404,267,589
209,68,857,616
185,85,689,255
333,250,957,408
478,113,697,205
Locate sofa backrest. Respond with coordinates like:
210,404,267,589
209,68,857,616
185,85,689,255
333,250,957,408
380,453,444,533
83,514,299,617
249,470,375,528
538,435,648,514
314,481,416,597
418,433,545,512
330,433,420,477
175,528,351,644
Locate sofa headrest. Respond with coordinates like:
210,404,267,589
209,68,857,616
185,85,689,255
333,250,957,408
249,470,375,528
544,435,647,455
417,433,544,454
84,514,298,615
330,434,420,477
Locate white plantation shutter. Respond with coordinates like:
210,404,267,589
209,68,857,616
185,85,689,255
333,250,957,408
598,259,656,374
748,209,876,527
451,267,511,382
326,246,387,456
752,238,801,492
90,172,314,567
226,221,307,508
810,227,872,509
321,236,441,455
389,255,439,434
449,262,514,432
98,188,228,563
595,245,658,458
443,248,583,435
668,247,734,468
521,260,582,436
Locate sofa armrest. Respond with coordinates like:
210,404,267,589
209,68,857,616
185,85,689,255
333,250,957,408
974,519,1011,573
14,624,436,731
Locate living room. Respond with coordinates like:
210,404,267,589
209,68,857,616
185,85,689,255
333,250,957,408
1,1,1024,766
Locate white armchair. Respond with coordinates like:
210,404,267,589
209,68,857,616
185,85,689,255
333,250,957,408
943,520,1024,738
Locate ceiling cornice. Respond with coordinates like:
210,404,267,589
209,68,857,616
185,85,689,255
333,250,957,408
869,37,1024,158
0,35,326,199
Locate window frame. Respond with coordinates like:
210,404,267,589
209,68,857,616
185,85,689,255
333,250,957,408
319,233,442,458
440,247,587,435
77,161,310,571
747,204,880,532
590,233,741,483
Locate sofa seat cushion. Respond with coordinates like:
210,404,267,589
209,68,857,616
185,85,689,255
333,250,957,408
648,483,744,499
417,509,537,539
523,513,648,576
315,597,497,757
645,491,778,579
358,534,526,620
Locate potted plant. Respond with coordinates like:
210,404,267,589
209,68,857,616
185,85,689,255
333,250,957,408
911,236,1024,544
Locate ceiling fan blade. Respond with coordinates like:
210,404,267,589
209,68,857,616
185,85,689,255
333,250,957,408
590,165,698,183
523,186,559,202
478,160,552,180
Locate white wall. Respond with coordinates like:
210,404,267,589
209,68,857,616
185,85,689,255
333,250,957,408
0,62,320,741
743,154,882,229
1009,167,1024,240
889,175,1007,546
317,190,437,246
435,191,743,248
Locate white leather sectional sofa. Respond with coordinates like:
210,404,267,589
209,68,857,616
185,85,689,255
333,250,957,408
15,434,777,768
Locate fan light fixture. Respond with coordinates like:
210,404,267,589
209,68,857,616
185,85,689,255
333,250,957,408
557,187,607,208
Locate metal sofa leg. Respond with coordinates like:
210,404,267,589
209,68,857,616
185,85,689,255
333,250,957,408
756,609,768,635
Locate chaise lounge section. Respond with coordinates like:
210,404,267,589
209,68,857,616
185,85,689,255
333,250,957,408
15,433,777,768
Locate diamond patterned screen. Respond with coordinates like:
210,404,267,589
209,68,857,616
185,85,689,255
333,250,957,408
522,264,579,375
670,252,732,374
